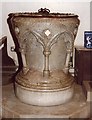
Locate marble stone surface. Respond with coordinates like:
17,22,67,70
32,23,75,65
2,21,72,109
2,83,91,119
15,82,74,106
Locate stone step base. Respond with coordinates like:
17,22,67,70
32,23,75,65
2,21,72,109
2,83,91,119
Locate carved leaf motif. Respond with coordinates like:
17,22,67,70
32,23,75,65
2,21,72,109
31,31,45,48
19,29,74,53
63,31,74,51
47,32,65,48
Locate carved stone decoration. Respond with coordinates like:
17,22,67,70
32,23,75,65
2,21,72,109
7,8,80,106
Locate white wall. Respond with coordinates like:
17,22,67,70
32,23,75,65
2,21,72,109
1,1,91,64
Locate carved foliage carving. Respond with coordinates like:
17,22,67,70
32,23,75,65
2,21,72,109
16,26,75,76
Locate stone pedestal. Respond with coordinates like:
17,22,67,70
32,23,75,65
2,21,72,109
2,83,91,119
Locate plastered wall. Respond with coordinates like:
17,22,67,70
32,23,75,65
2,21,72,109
1,1,91,64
